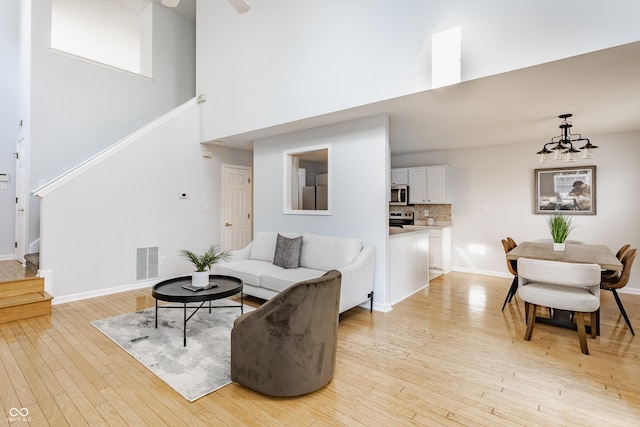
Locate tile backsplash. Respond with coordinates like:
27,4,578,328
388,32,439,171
389,204,451,222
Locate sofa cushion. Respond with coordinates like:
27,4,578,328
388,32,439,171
216,260,283,287
300,233,363,271
273,234,303,269
260,267,325,293
249,232,278,262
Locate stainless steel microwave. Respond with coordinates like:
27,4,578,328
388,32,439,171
390,185,409,205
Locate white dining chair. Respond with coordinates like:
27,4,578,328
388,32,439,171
517,258,601,355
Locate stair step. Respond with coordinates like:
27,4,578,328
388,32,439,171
24,252,40,274
0,292,53,324
0,277,45,298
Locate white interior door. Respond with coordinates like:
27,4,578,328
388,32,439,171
15,138,26,261
222,165,253,250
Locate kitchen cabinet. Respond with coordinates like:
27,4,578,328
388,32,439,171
426,165,449,203
391,168,408,185
408,165,450,204
428,226,452,273
408,167,427,204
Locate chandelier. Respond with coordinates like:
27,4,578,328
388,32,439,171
537,114,598,163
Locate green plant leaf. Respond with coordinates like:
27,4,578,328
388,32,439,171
547,214,574,243
179,245,231,272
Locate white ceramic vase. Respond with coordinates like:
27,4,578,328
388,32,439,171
191,271,210,288
553,242,565,252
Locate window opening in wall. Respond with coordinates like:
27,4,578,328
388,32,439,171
51,0,153,76
432,26,462,89
284,145,331,215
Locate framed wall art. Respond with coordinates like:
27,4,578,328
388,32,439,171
534,166,596,215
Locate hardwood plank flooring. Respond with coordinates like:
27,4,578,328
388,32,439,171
0,270,639,426
0,261,36,282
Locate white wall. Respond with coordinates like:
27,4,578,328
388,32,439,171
253,115,391,310
392,131,640,293
39,101,252,302
26,0,195,246
0,0,20,258
197,0,640,142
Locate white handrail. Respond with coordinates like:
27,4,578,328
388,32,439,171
33,97,198,198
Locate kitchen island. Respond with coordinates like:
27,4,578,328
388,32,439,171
389,227,430,305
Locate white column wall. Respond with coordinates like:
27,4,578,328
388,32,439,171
253,115,391,310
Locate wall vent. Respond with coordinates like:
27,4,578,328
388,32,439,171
136,246,159,281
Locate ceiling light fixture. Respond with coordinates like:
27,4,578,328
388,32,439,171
537,114,597,163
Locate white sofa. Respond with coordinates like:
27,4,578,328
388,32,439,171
214,231,376,313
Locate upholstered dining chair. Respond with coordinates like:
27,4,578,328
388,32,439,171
601,244,631,282
601,248,637,336
501,237,518,310
230,270,341,397
517,258,601,355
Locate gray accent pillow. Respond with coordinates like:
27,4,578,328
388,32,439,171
273,234,303,269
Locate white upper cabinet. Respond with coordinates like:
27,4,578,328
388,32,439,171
426,165,449,203
408,167,427,203
391,168,409,185
407,165,450,204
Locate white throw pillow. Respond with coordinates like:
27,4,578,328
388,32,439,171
249,232,278,262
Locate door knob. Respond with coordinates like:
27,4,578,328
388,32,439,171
225,222,232,227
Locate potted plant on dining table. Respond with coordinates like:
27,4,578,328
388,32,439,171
547,214,574,251
179,245,230,288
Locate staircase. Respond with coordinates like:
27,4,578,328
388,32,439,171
0,260,52,324
25,252,40,274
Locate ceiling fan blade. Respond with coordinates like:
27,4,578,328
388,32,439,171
227,0,251,13
161,0,181,7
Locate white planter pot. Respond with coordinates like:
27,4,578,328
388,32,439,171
191,271,210,288
553,242,565,252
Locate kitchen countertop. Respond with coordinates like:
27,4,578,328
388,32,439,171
411,221,452,227
389,222,452,236
389,227,430,236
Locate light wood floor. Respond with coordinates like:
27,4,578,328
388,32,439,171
1,269,639,426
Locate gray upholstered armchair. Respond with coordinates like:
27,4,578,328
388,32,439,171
230,270,342,396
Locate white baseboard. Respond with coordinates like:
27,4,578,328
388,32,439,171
51,280,156,305
453,266,512,279
0,254,16,261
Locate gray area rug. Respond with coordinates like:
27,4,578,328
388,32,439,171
91,299,252,401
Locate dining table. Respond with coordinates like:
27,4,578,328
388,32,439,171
506,241,623,335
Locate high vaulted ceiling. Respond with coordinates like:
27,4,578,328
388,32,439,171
212,41,640,155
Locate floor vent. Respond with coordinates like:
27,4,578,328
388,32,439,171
136,246,159,281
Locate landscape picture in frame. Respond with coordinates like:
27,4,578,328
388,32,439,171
534,166,596,215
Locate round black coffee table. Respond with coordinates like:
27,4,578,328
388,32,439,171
152,274,243,346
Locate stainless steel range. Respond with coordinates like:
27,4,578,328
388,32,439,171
389,211,414,228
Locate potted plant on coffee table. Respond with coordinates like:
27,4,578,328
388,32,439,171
179,245,230,288
547,214,574,251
